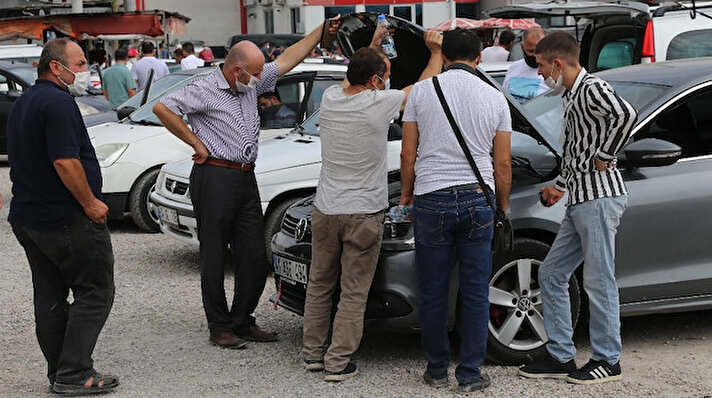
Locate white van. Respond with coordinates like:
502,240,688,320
0,44,43,65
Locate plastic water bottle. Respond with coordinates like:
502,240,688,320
377,14,398,59
388,205,411,222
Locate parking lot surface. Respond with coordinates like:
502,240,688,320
1,163,711,397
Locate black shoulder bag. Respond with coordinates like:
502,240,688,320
432,75,513,254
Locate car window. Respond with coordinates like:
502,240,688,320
635,88,712,158
306,80,341,117
596,38,636,70
118,72,197,110
666,29,712,61
301,108,321,136
129,72,213,124
259,81,302,129
0,74,8,94
9,67,37,86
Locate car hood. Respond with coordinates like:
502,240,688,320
336,12,559,155
487,2,649,19
88,121,168,147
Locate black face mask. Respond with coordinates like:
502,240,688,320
524,52,539,68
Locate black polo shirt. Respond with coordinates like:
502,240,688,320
7,79,102,230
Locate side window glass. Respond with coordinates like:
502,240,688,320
307,80,340,118
595,38,635,71
638,90,712,158
0,74,9,95
258,81,301,129
666,30,712,61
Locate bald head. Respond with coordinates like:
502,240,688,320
523,27,546,42
222,40,266,93
226,40,264,68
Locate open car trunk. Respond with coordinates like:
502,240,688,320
487,2,650,72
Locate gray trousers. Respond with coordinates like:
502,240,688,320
301,207,384,372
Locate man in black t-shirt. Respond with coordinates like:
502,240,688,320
7,38,119,396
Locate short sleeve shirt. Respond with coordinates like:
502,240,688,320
7,80,102,229
502,59,550,103
131,56,170,91
103,63,136,109
159,63,279,162
314,85,404,214
402,69,511,196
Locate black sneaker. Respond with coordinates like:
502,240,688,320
423,371,448,388
566,359,622,385
324,362,358,382
303,358,324,372
519,353,577,379
456,373,491,393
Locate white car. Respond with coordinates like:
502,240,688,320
91,60,347,232
151,63,512,262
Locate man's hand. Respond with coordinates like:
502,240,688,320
399,194,414,206
424,30,443,54
370,25,388,49
84,197,109,223
192,141,210,164
595,157,613,171
540,185,564,207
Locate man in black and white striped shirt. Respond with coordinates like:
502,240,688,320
519,32,637,385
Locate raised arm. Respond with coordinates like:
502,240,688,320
275,17,341,77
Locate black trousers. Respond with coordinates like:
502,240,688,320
11,214,115,384
190,163,268,335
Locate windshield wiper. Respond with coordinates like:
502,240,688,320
131,118,162,126
511,155,544,181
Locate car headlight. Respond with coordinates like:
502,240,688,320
76,101,100,117
95,143,129,167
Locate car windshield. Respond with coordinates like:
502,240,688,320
129,71,213,124
11,66,38,85
299,108,321,136
118,73,195,110
520,81,670,149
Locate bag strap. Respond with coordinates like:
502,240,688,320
432,75,496,212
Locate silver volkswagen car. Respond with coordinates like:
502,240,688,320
270,14,712,365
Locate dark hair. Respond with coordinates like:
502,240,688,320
114,48,128,61
499,30,515,46
183,42,195,54
535,31,579,65
442,28,481,62
346,47,387,86
173,49,183,57
259,91,281,101
38,38,71,76
141,41,155,54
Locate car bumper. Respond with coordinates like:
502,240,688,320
103,192,128,219
151,192,199,246
270,230,454,333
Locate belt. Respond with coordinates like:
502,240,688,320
436,183,483,193
204,157,255,171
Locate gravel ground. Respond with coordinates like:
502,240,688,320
1,161,712,398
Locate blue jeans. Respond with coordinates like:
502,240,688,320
414,188,493,384
539,196,627,364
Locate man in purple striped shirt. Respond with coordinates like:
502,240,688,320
154,19,341,349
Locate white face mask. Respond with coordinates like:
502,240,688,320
236,67,260,93
57,62,90,96
544,65,565,97
376,75,390,91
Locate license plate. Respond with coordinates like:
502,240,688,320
273,255,308,285
157,206,178,225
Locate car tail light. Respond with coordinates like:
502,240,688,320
641,20,655,63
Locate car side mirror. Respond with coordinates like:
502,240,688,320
116,106,136,120
617,138,682,169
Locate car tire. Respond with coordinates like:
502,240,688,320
264,196,304,267
129,168,161,233
486,237,580,365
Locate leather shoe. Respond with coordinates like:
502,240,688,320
237,324,278,342
209,331,247,349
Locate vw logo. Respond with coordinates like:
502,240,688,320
517,297,532,311
295,218,309,242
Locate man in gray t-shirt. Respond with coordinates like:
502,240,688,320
301,30,443,382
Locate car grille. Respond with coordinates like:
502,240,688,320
165,178,189,196
281,213,299,237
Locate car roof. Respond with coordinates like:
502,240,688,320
596,57,712,87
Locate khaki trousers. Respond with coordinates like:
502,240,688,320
301,207,385,372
